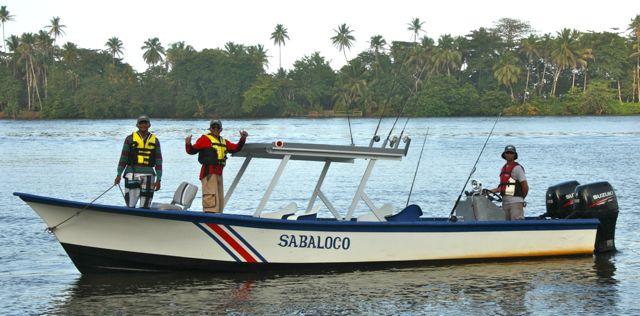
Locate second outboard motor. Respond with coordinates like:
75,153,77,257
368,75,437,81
545,180,580,218
570,182,619,253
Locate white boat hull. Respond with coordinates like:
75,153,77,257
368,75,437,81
17,193,600,273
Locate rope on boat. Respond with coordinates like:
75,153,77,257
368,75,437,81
46,184,117,234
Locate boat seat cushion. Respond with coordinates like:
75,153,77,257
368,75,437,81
150,182,198,211
261,202,298,219
172,182,198,210
357,203,394,222
385,204,423,222
287,205,320,220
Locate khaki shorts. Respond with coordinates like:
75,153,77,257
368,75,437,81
502,202,524,220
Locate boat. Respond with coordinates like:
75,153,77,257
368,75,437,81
14,139,619,273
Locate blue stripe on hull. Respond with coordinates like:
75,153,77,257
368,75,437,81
15,192,600,233
60,243,593,274
224,225,268,263
194,223,241,262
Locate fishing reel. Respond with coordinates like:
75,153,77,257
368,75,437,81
389,135,411,148
390,136,399,147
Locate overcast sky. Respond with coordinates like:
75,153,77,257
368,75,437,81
3,0,640,72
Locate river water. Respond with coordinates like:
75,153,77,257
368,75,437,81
1,116,639,315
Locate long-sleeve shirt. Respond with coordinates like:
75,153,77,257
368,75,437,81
186,134,246,179
116,132,163,180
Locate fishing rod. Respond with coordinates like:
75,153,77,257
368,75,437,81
406,128,429,207
346,103,355,146
396,117,411,148
382,87,413,148
370,43,426,148
448,112,502,221
369,90,392,147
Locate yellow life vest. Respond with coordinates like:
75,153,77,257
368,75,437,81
130,132,157,166
204,134,228,164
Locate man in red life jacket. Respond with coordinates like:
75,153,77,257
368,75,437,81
490,145,529,220
185,120,248,213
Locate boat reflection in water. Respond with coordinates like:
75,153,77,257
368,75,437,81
50,255,618,315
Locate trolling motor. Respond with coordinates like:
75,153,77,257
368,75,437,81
544,181,619,253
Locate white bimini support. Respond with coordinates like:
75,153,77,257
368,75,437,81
227,141,410,220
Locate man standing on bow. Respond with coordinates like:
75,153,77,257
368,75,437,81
491,145,528,220
114,115,162,208
185,120,248,213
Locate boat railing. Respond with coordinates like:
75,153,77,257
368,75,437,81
227,140,411,220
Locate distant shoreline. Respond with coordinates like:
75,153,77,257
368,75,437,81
2,110,639,120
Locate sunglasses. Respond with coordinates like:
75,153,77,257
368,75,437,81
505,151,515,154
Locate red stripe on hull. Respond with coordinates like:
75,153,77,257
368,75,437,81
207,223,257,263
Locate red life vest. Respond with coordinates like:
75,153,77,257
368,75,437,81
499,162,524,197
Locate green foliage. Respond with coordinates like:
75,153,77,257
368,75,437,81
508,80,622,115
242,75,281,117
2,17,640,119
288,52,336,109
476,90,511,115
0,64,20,111
411,76,480,116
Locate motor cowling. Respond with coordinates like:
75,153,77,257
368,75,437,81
545,180,580,218
571,182,618,253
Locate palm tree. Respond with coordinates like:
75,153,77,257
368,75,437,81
61,42,78,64
519,35,539,102
105,37,124,64
18,33,42,110
247,44,269,70
0,6,14,53
407,18,425,43
224,41,245,57
141,37,165,67
330,23,355,63
46,16,66,46
35,30,53,98
165,41,194,69
5,34,18,53
404,45,430,91
629,14,640,102
578,48,594,92
335,63,367,121
551,29,580,96
4,34,19,73
431,35,461,77
61,42,79,88
536,33,553,96
494,54,522,101
270,24,289,70
369,35,386,54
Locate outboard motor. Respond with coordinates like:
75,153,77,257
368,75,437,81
571,182,618,253
545,180,580,218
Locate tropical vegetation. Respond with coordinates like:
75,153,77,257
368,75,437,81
1,10,640,119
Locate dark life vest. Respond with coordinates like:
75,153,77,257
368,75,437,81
129,132,157,167
499,162,524,197
198,134,227,167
